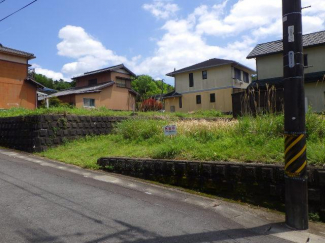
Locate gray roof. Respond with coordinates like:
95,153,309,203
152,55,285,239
73,64,136,79
26,78,45,88
163,91,182,99
166,58,255,76
47,82,115,98
0,44,35,59
247,30,325,59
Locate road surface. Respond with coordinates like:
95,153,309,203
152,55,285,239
0,148,324,243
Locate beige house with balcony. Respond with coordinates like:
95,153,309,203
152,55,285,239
247,30,325,112
48,64,137,110
164,58,255,113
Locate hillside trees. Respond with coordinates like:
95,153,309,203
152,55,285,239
34,73,75,91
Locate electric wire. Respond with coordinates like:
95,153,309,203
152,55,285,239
0,0,37,23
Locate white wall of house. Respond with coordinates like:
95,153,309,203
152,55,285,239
256,45,325,80
174,64,253,93
305,82,325,112
255,45,325,112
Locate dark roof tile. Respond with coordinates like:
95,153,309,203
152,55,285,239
247,30,325,59
47,81,115,98
0,44,35,59
73,64,136,79
166,58,254,76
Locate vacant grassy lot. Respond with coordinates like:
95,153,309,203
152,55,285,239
0,107,227,119
38,112,325,169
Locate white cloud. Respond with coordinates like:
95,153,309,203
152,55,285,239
31,64,68,81
143,0,179,20
57,25,127,77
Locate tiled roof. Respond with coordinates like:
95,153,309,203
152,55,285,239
166,58,255,76
0,44,35,59
248,71,325,89
48,82,115,98
73,64,136,79
163,91,182,99
25,78,45,88
247,30,325,59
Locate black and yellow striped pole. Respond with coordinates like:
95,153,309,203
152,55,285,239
282,0,308,230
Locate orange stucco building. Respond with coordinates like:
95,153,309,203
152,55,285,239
0,44,43,109
48,64,137,110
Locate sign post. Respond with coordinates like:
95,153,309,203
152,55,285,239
282,0,308,230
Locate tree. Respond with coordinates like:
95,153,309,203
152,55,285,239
132,75,174,101
34,73,75,91
132,75,160,101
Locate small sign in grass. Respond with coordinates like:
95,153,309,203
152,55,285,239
163,125,177,136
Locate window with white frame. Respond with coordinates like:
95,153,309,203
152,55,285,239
83,98,95,107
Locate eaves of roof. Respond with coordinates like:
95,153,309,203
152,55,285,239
0,44,35,60
247,71,325,89
166,59,255,77
72,64,136,79
48,81,115,98
162,91,182,99
128,89,139,96
25,78,45,88
247,30,325,59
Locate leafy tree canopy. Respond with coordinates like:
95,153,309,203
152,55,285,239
132,75,174,101
34,73,75,91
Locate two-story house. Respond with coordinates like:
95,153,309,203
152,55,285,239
164,58,255,113
49,64,137,110
0,44,43,109
247,30,325,112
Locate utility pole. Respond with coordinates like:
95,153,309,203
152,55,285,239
282,0,308,230
160,79,164,102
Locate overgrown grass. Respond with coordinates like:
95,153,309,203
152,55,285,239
0,107,229,119
38,112,325,169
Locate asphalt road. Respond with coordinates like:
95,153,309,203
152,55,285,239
0,149,324,243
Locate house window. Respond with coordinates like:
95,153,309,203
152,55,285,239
202,70,207,79
304,54,308,67
179,97,182,108
243,71,249,83
116,79,126,88
88,79,97,86
234,68,241,80
196,95,201,104
210,93,215,103
189,73,194,87
83,98,95,108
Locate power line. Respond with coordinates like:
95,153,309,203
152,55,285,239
0,0,38,23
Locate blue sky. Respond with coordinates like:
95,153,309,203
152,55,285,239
1,0,324,85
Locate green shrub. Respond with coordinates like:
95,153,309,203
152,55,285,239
192,109,223,117
306,111,325,141
113,119,168,141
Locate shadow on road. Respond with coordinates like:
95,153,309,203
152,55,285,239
17,221,292,243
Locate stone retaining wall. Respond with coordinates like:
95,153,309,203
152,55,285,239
0,115,126,152
98,157,325,221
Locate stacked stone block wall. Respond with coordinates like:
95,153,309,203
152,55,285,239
98,157,325,221
0,115,126,152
